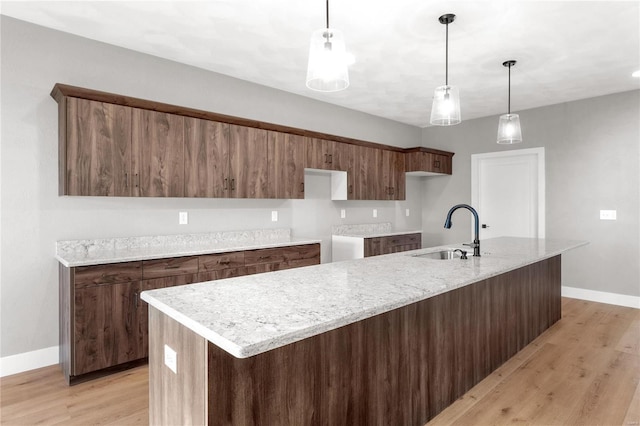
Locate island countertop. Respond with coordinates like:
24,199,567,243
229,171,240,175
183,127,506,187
141,237,587,359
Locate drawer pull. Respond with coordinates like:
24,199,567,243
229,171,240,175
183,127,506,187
165,265,181,269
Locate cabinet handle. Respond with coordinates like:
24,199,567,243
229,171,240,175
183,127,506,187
231,179,235,191
324,154,329,164
124,173,128,189
135,173,140,188
134,291,139,308
219,261,230,265
165,265,181,269
349,184,353,194
434,160,441,169
300,182,304,193
328,154,333,164
224,178,229,190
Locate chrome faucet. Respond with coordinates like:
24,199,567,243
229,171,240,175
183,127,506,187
444,204,481,257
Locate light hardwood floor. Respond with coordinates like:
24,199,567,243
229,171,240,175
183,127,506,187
1,297,638,426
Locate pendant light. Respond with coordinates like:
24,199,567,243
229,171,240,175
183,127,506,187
306,0,349,92
497,60,523,144
430,13,461,126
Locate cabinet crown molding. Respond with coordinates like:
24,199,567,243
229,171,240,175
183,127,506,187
51,83,453,156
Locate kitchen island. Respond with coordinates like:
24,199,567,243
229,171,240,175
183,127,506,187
141,237,586,425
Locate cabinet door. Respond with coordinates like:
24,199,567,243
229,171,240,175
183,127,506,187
74,281,142,375
66,98,132,196
132,109,185,197
228,125,269,198
351,146,381,200
380,150,406,200
184,118,229,197
267,131,305,199
305,138,347,171
138,274,198,358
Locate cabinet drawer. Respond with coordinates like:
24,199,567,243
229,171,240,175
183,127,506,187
382,233,421,247
142,256,199,279
244,247,286,266
197,268,248,283
280,244,321,269
199,252,245,272
74,261,142,288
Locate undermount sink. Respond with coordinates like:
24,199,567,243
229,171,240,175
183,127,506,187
412,249,467,260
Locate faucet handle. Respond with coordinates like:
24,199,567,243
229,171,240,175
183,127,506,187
463,242,479,248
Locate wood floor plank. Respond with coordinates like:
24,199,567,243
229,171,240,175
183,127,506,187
623,380,640,426
427,299,640,426
1,299,637,426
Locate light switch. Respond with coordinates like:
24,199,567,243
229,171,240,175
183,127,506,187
600,210,617,220
179,211,188,225
340,209,346,219
164,344,177,374
373,209,378,218
406,209,410,217
271,211,278,222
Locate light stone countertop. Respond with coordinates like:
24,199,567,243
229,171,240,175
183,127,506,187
332,222,421,238
56,229,321,267
141,237,587,359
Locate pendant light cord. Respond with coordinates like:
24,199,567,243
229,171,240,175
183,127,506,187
445,22,449,86
508,63,511,114
326,0,329,29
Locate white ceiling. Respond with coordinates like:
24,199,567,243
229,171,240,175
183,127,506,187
2,1,639,127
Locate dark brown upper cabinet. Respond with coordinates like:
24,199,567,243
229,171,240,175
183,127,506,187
62,98,133,196
305,138,349,172
51,84,454,201
228,125,269,198
267,131,305,199
380,150,406,200
184,118,229,198
132,109,185,197
405,148,453,176
184,119,270,198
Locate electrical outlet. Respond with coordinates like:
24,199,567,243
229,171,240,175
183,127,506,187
406,209,410,217
340,209,346,219
271,211,278,222
373,209,378,218
600,210,617,220
164,344,177,374
179,211,188,225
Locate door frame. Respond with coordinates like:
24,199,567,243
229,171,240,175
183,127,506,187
471,147,546,238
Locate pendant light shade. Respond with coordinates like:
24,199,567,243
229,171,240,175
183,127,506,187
497,60,523,144
497,114,522,144
430,14,461,126
306,0,349,92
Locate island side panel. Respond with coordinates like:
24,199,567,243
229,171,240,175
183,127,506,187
205,255,561,426
148,307,208,425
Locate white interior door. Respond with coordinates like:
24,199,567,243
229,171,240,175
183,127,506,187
471,148,545,240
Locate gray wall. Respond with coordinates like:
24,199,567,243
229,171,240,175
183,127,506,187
0,17,421,357
421,90,640,298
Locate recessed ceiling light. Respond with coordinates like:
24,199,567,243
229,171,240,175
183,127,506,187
633,70,640,78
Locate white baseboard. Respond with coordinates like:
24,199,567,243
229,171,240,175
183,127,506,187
0,346,59,377
562,286,640,309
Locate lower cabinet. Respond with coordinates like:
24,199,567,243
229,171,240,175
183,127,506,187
60,243,320,384
363,233,422,257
